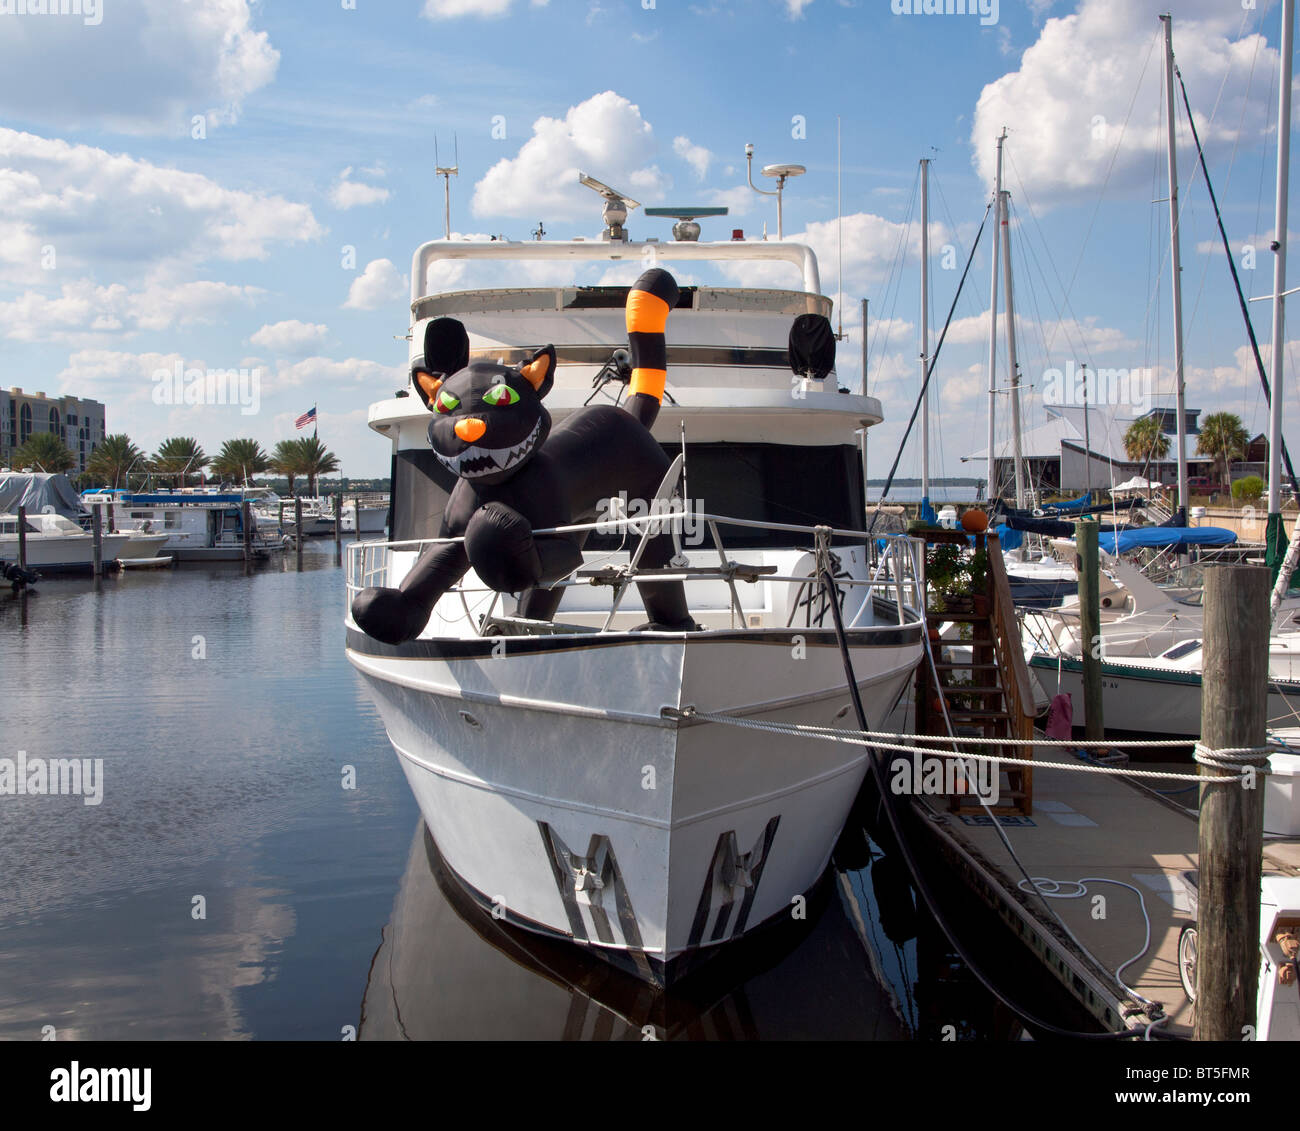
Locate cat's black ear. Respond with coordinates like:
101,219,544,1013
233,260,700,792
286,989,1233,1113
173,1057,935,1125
424,317,470,377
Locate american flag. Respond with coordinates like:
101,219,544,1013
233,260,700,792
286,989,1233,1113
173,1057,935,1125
294,405,317,430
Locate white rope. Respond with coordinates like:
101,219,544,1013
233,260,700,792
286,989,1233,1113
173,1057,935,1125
1192,742,1272,774
1016,877,1161,1010
667,706,1264,785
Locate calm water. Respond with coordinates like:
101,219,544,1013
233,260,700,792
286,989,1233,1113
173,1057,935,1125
0,542,1085,1040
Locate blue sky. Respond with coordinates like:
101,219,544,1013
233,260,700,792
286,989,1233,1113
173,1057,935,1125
0,0,1297,479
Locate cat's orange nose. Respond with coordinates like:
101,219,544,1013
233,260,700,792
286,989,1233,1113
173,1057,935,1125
454,417,486,443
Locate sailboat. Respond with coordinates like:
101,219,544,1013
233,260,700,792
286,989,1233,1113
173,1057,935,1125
1023,7,1300,737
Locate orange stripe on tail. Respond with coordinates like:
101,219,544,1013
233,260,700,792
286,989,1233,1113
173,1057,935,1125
626,289,670,335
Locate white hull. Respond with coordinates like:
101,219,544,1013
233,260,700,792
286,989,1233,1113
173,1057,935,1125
0,531,131,572
349,625,919,982
1029,655,1299,736
115,531,169,560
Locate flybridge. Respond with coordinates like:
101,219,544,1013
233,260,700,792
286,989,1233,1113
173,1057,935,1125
410,239,824,307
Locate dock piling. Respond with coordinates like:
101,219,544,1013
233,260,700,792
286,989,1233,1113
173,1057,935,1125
16,504,27,570
294,497,303,571
91,503,103,577
1074,519,1103,740
242,500,252,569
1195,564,1269,1040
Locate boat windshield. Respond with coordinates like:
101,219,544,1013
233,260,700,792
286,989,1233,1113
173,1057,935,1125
391,441,866,549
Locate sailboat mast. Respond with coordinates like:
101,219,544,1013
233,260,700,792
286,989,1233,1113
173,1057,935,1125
920,157,931,506
1161,14,1190,518
986,130,1005,502
999,189,1027,510
1269,0,1294,517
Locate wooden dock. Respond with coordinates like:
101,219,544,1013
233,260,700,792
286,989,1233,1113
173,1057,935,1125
911,755,1300,1035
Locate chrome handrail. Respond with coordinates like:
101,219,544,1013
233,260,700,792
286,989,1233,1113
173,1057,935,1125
344,509,926,634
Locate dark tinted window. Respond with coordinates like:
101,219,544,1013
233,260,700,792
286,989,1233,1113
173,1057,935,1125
392,448,457,542
591,442,865,550
392,441,865,550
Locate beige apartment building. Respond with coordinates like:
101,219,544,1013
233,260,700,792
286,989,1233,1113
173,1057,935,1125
1,388,106,474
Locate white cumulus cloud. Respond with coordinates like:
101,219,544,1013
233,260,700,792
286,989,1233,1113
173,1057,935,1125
0,128,323,284
673,136,714,181
249,320,330,355
472,91,669,222
330,167,391,210
0,0,279,135
344,259,407,310
971,0,1279,208
0,279,261,343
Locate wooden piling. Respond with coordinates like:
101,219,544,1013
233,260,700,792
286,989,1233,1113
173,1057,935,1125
242,500,252,567
1195,564,1269,1040
1074,519,1103,740
334,492,342,551
91,503,103,577
294,496,303,571
16,505,27,570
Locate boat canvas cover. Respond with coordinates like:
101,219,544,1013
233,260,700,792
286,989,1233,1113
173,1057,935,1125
0,473,84,521
1044,492,1091,513
1100,526,1237,554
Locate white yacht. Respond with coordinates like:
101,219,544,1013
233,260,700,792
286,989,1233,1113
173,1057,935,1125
83,488,282,562
342,497,388,537
280,496,338,538
344,199,925,984
0,510,132,573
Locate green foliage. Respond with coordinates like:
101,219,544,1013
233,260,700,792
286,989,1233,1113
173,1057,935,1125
1123,415,1171,464
86,434,146,488
210,439,270,483
1197,412,1248,488
1232,475,1264,503
926,542,987,612
152,437,208,487
267,437,340,495
11,431,76,472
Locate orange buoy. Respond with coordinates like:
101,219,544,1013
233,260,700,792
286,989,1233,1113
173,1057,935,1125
961,508,989,533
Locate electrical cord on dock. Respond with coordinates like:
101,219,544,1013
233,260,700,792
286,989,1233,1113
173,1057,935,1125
817,564,1177,1040
917,635,1171,1030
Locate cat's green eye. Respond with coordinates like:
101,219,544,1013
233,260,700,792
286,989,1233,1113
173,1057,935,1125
435,390,460,414
483,384,520,407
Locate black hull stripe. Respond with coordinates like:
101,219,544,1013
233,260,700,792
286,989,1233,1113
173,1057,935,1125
347,624,922,660
733,817,781,936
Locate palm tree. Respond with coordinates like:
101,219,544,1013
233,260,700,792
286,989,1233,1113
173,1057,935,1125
86,434,146,489
270,439,306,496
210,438,270,484
1122,415,1171,467
295,435,341,496
12,431,76,472
1197,411,1248,490
151,437,208,487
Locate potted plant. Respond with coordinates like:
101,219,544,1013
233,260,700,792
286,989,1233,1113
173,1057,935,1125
925,543,965,614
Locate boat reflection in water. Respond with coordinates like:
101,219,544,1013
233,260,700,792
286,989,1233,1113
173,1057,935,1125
359,813,1034,1041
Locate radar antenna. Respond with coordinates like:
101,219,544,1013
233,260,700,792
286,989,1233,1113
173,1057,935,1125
578,173,641,242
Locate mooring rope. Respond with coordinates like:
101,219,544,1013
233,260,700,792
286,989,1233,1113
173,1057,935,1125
663,705,1269,785
1192,742,1273,774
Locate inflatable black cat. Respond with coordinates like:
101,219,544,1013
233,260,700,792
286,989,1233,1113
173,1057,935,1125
351,267,694,645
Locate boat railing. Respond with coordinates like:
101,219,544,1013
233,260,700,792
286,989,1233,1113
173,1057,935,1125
345,509,927,635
